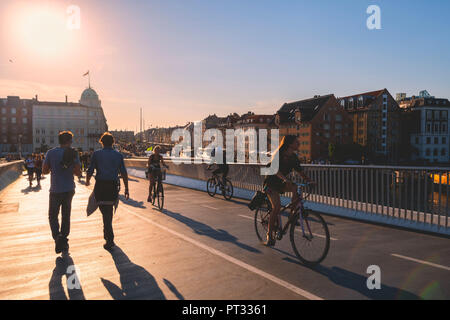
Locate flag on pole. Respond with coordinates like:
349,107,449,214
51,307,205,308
83,70,89,76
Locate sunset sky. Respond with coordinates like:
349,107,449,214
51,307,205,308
1,0,449,130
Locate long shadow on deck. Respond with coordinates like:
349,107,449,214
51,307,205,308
101,246,171,300
49,255,85,300
161,209,261,254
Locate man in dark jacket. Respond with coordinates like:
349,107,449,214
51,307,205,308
86,132,129,250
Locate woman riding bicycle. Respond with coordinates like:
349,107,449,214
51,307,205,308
147,145,168,202
263,135,314,246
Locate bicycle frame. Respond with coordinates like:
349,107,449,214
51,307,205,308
273,183,313,240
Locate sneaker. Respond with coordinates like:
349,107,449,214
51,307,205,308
263,233,276,247
147,195,152,202
103,241,115,251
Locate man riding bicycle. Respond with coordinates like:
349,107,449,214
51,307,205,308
207,147,229,187
263,135,314,246
147,145,168,202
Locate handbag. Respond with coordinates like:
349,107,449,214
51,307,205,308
248,191,266,211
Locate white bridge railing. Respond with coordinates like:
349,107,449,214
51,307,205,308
125,159,449,235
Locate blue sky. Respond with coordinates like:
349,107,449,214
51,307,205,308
1,0,449,129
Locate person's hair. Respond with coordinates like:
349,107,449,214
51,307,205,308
154,145,161,152
59,131,73,145
268,135,298,164
99,132,114,147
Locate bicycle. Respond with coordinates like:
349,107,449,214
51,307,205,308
254,182,330,266
150,165,168,211
206,168,233,200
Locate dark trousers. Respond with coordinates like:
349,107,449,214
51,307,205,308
49,191,75,241
99,205,114,243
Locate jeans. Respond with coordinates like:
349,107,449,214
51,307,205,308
48,191,75,241
99,205,114,243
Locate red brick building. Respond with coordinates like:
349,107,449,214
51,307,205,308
0,96,34,156
275,94,353,162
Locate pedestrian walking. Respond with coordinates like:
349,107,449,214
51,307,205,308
34,154,43,187
86,132,129,250
42,131,82,254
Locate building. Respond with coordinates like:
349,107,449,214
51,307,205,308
275,94,353,162
338,89,401,163
110,130,135,143
232,113,276,162
0,96,34,156
32,87,108,152
397,90,450,163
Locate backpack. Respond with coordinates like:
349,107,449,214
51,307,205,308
61,147,77,169
248,191,266,211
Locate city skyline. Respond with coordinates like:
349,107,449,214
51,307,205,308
1,0,450,130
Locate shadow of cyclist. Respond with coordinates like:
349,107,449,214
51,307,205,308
276,248,420,300
162,209,261,254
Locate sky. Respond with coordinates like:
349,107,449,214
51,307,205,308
1,0,449,130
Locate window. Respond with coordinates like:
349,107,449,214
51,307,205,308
1,117,6,124
11,117,16,124
1,108,5,114
442,123,447,134
336,114,342,121
426,137,431,144
415,137,419,144
443,137,447,144
323,114,330,121
426,148,431,156
22,108,27,115
426,110,432,120
11,108,16,114
442,149,446,156
22,118,27,124
434,137,439,144
442,110,448,119
434,123,439,133
426,123,431,133
36,137,40,143
433,149,438,156
434,110,440,120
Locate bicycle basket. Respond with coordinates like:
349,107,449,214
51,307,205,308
248,191,266,211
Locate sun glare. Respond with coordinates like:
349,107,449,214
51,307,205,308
9,2,75,60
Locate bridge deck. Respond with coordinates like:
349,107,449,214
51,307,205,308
0,173,448,299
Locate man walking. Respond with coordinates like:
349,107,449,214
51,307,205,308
86,132,129,250
42,131,81,254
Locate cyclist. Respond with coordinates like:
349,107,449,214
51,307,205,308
147,145,168,202
263,135,314,246
207,147,229,187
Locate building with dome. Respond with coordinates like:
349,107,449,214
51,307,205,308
31,87,108,152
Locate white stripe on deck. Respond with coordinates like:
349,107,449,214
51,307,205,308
120,205,322,300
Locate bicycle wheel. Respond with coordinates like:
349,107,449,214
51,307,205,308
290,209,330,265
206,178,217,197
222,179,233,200
254,201,271,242
157,183,164,211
